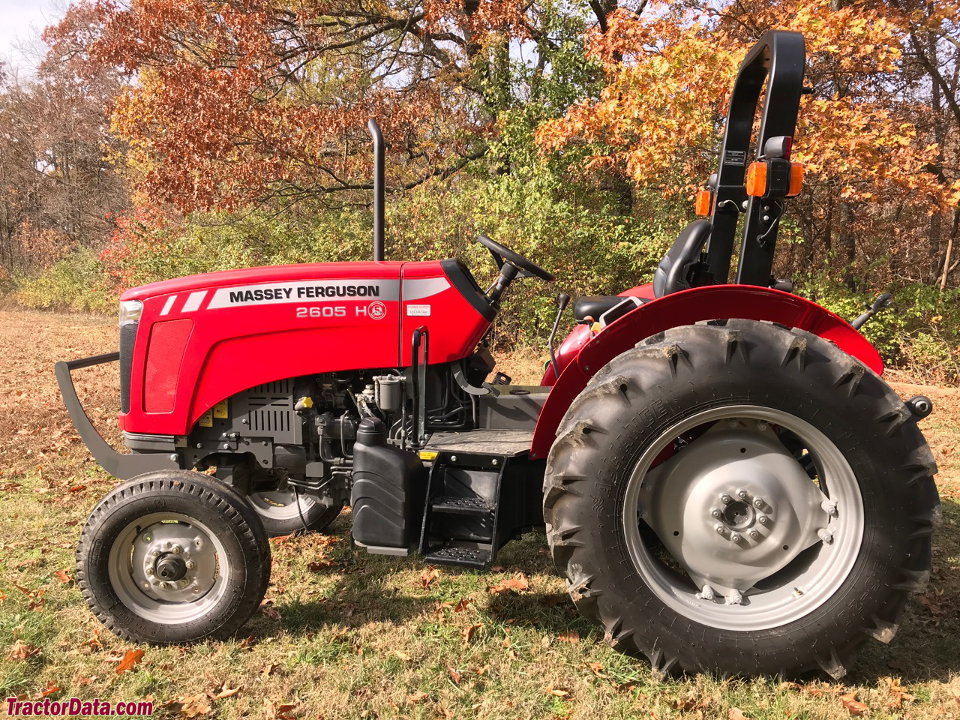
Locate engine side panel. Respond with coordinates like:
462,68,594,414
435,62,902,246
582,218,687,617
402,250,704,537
530,284,884,459
120,260,487,436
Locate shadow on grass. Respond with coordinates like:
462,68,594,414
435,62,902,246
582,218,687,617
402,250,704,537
242,498,960,683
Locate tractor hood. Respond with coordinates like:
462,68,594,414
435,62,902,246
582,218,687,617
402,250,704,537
118,259,494,435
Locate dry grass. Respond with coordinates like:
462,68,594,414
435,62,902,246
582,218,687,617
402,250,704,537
0,311,958,719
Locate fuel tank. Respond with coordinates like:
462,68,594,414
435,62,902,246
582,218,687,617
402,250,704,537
119,259,492,435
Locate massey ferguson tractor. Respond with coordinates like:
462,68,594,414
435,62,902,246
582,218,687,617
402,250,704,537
58,31,940,678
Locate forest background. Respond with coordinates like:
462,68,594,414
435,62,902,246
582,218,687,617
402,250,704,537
2,0,959,381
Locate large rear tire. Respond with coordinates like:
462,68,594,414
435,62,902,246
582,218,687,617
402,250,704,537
543,320,939,678
77,470,271,644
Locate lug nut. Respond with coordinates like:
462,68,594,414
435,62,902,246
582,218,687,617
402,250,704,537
710,508,722,519
186,560,196,570
737,489,749,500
730,533,743,544
715,524,726,535
720,494,732,504
758,516,769,526
821,500,838,516
142,535,152,543
726,590,744,605
172,545,183,554
697,585,716,601
817,528,834,544
749,529,760,540
753,497,765,509
146,567,155,576
756,421,769,432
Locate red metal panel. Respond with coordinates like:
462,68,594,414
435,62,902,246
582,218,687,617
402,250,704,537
399,263,491,365
119,260,491,435
143,319,193,413
530,285,883,459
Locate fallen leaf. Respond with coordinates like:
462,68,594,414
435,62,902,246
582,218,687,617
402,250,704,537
557,631,580,643
392,650,411,661
263,699,296,720
546,686,571,698
306,560,336,572
420,568,439,588
406,691,429,705
8,640,41,660
211,684,241,700
462,623,481,646
454,598,471,612
261,663,280,679
728,708,752,720
175,694,211,718
115,649,145,675
84,630,103,651
839,692,869,717
270,534,294,544
54,570,72,584
882,677,915,708
36,682,60,699
448,667,461,684
588,662,606,678
68,485,87,493
238,635,257,650
487,572,530,594
259,601,281,621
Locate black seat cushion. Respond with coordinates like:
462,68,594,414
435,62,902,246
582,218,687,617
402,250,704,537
573,295,625,322
653,219,712,298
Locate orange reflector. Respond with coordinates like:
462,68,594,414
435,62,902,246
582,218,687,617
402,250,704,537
746,161,767,197
788,163,804,197
695,189,713,216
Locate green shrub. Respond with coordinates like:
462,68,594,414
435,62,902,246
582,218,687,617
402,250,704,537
13,249,115,313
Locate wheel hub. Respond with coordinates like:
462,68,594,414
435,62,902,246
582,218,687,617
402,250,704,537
639,419,836,599
132,521,219,603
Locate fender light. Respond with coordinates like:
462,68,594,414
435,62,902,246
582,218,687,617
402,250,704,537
746,160,804,198
694,189,713,216
119,300,142,326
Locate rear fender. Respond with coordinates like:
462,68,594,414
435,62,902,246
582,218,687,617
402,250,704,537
530,285,882,459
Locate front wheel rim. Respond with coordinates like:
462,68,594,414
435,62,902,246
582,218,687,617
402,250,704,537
107,512,230,624
622,404,864,631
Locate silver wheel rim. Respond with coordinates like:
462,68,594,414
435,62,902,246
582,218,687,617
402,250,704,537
107,513,229,624
247,489,317,521
622,405,864,631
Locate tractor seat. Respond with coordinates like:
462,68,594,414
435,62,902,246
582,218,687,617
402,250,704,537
653,219,712,298
573,296,626,322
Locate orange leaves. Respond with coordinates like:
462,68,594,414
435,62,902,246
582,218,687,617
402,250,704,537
487,572,530,594
115,648,145,675
420,567,440,588
535,0,953,212
8,640,42,661
839,692,869,716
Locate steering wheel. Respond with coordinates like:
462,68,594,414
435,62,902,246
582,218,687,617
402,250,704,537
474,235,555,282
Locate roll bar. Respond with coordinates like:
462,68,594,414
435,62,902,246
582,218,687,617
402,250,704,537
705,30,806,286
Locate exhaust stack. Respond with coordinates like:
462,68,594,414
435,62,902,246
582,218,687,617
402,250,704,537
367,118,385,262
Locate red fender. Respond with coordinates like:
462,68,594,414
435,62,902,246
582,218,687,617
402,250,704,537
529,285,883,459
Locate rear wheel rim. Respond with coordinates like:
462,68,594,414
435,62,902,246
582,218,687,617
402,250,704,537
622,404,864,631
107,512,230,625
247,489,317,521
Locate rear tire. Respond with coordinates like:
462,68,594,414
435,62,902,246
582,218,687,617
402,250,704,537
77,470,271,644
543,320,939,678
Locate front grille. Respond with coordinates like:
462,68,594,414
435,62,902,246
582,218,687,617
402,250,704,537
119,322,137,413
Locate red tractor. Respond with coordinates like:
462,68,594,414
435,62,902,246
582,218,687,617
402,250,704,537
59,31,939,678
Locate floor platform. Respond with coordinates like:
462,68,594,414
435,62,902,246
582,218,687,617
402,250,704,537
422,429,533,457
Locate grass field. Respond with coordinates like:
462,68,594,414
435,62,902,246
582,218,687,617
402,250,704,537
0,309,958,719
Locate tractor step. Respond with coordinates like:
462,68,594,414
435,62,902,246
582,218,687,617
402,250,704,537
417,431,545,569
423,540,494,568
430,495,493,515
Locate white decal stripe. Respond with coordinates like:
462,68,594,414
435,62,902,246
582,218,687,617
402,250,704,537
182,291,207,313
402,277,451,300
159,295,177,316
207,279,401,309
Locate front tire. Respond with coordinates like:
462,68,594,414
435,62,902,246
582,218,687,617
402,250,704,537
544,320,939,678
246,488,343,537
77,470,271,644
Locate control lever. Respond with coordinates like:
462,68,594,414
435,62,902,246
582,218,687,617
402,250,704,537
548,293,571,379
851,292,893,330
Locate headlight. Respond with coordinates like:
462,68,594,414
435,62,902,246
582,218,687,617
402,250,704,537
119,300,143,326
